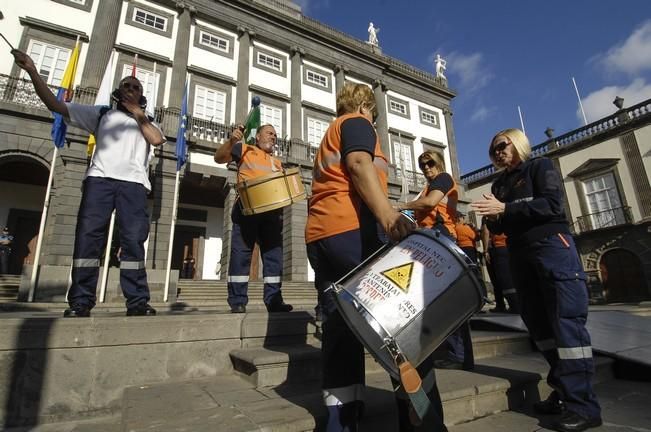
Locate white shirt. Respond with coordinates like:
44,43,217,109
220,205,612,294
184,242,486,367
65,104,165,191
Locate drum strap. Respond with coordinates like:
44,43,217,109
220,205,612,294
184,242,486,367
398,361,431,425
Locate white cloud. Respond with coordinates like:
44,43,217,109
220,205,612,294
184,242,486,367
598,20,651,75
293,0,329,15
440,51,493,94
580,78,651,122
470,105,495,123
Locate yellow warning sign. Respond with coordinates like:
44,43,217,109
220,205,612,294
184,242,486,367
380,262,414,293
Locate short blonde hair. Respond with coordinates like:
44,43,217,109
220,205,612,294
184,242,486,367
489,128,532,167
418,150,446,172
336,83,377,118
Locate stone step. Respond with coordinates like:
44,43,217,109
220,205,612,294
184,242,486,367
120,353,616,431
230,330,534,387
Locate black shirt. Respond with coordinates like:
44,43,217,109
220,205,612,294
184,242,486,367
486,157,569,248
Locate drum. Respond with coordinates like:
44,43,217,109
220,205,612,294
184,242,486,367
330,228,485,379
236,167,306,215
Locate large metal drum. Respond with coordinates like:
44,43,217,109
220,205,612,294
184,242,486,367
331,228,485,379
236,167,306,215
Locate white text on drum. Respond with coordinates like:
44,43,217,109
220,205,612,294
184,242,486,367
399,240,447,277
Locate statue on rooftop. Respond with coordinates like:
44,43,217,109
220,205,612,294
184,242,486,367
367,22,379,46
435,54,447,80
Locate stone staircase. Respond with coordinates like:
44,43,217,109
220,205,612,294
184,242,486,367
177,279,318,310
0,274,19,302
0,305,626,432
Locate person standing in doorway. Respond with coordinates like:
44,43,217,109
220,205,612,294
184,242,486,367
0,227,14,274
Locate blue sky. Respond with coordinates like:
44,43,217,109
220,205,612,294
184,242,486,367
296,0,651,174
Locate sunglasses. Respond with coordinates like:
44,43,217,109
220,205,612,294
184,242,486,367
491,140,510,155
419,160,436,170
121,82,142,92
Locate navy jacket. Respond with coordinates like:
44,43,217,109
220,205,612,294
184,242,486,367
486,157,569,248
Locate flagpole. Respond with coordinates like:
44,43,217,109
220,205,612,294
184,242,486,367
517,106,526,135
29,35,81,301
163,169,180,302
28,146,58,301
163,73,190,302
98,210,116,302
572,76,588,126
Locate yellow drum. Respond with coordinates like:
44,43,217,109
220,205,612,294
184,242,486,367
236,167,306,215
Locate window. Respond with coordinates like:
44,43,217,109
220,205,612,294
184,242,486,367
390,100,407,116
307,117,328,146
25,40,71,86
260,104,282,137
193,85,226,123
257,52,282,72
306,70,328,88
133,7,167,31
122,65,160,108
583,172,624,228
392,139,414,171
421,110,438,126
199,30,228,53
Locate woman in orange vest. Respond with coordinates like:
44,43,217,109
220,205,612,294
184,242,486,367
306,83,445,432
397,151,474,372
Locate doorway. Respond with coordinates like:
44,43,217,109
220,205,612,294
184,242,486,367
600,248,648,302
6,209,41,275
172,226,205,280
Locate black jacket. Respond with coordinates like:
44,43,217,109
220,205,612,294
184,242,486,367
486,157,569,249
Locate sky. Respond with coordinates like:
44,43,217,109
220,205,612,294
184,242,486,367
294,0,651,174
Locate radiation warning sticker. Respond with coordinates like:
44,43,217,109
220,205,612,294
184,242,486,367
380,262,414,293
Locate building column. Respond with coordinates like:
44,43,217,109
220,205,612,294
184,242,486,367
290,46,304,141
236,27,254,121
147,156,180,270
220,185,237,278
334,64,347,94
282,170,309,281
372,79,390,158
621,132,651,218
80,0,123,89
443,107,460,180
168,2,195,110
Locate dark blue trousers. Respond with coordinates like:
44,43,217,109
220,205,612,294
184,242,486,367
488,246,519,312
509,233,601,419
227,204,283,307
69,177,151,309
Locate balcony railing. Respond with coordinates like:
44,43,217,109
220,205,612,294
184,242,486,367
1,74,420,188
461,98,651,184
571,206,633,234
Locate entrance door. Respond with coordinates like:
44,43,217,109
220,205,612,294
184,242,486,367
600,248,648,302
172,226,205,280
7,209,41,275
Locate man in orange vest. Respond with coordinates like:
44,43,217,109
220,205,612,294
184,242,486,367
455,213,479,264
480,220,519,313
215,125,292,314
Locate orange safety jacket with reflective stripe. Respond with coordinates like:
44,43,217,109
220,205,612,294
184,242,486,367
415,176,458,239
455,223,477,248
490,232,507,248
305,113,389,244
236,143,282,183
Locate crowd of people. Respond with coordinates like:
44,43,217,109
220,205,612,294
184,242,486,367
10,47,601,432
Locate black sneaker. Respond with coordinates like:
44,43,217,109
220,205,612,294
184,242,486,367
63,305,91,318
554,410,602,432
230,304,246,313
126,304,157,316
266,301,293,313
533,397,566,415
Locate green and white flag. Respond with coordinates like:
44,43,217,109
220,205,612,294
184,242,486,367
243,105,261,145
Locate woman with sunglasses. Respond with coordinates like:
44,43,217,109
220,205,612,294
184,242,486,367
396,151,474,372
472,128,602,432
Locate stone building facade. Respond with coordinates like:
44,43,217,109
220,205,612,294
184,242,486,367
0,0,457,302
